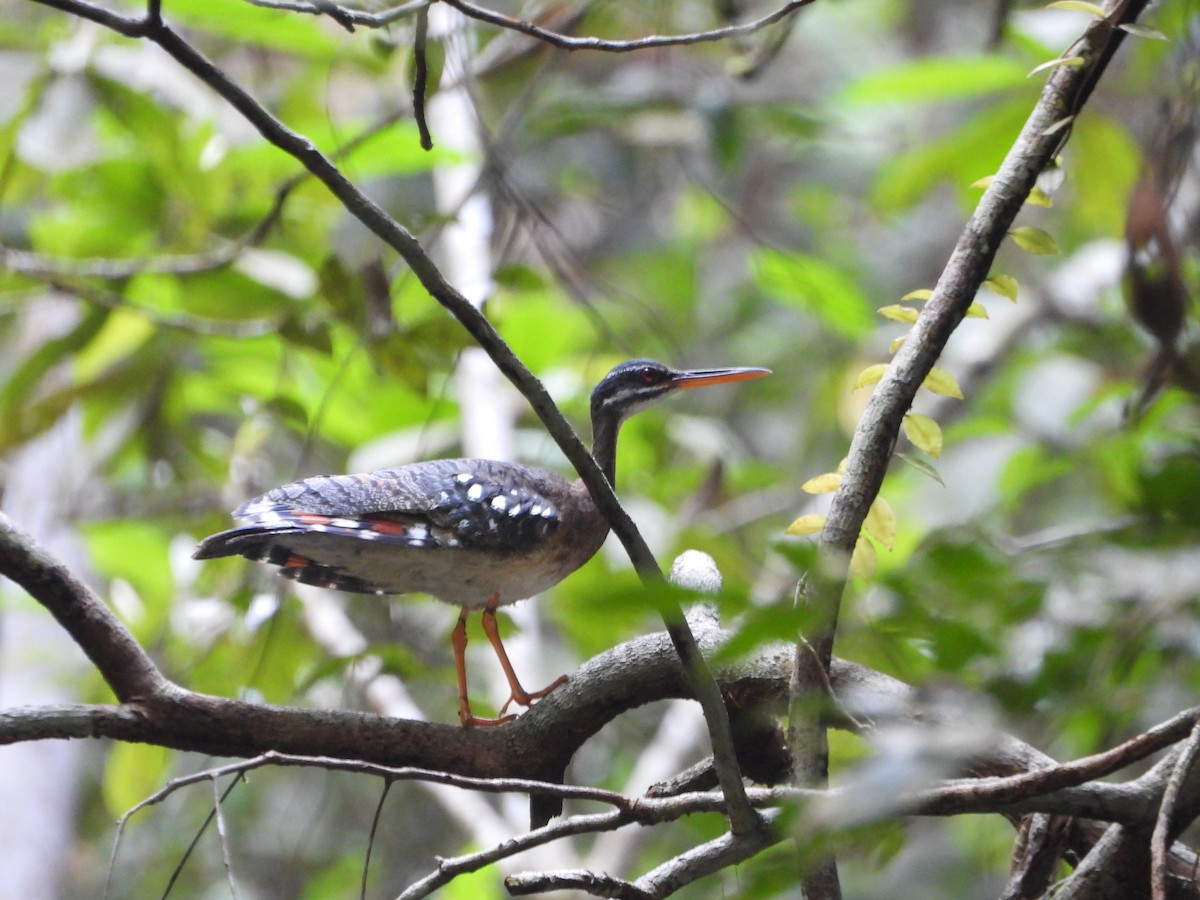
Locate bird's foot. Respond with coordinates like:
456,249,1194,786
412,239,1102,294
498,674,569,716
459,710,518,727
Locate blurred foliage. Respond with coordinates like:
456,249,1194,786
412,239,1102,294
2,0,1199,898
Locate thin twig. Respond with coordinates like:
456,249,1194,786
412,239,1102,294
212,776,240,900
362,779,392,900
1151,721,1200,900
413,3,433,149
441,0,814,53
241,0,427,28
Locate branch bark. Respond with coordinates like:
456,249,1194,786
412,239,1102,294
789,3,1155,894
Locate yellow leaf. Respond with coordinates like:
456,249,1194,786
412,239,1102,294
879,305,920,323
1009,225,1060,255
864,496,896,551
853,364,889,391
984,273,1019,301
922,366,963,399
902,413,943,458
889,335,906,353
1026,186,1054,207
901,289,933,302
970,175,996,189
786,514,826,536
850,536,877,578
1046,1,1107,15
1028,56,1086,77
802,473,841,494
965,301,989,319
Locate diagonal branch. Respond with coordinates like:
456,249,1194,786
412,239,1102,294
788,0,1156,882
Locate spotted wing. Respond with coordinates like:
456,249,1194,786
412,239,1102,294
194,460,563,578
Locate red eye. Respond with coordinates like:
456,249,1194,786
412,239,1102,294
640,367,657,383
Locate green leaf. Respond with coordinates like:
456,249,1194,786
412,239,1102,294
896,452,946,485
922,367,964,398
752,248,875,339
965,301,989,319
103,743,170,818
1009,225,1060,255
840,55,1028,106
984,274,1019,301
872,97,1032,213
164,0,341,58
903,413,944,457
901,289,934,302
72,307,156,384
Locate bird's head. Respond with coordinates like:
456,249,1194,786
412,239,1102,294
590,359,771,427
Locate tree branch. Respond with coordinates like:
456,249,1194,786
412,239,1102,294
789,3,1155,892
440,0,815,53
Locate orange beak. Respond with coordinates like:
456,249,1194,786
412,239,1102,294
670,366,772,389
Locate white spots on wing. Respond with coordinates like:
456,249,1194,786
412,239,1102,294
456,473,472,483
438,491,451,503
507,505,521,517
467,483,484,501
307,523,329,533
330,518,360,529
529,504,541,516
490,495,508,511
360,530,382,540
540,506,555,519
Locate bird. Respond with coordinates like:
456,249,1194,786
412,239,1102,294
194,359,770,725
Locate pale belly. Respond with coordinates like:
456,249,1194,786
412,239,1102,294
272,528,599,608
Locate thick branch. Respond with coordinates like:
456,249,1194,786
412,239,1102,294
0,513,166,702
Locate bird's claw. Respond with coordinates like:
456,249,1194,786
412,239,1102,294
498,674,569,717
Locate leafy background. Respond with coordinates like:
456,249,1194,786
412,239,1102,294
1,1,1198,897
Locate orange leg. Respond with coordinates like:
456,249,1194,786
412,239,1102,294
481,596,568,716
452,607,515,727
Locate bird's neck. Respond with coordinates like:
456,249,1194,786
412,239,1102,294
589,410,621,486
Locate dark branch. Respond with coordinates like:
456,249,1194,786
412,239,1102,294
440,0,815,53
